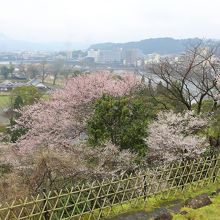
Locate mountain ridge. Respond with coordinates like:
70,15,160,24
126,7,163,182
0,35,216,53
89,37,206,55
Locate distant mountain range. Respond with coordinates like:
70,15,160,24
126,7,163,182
0,34,90,51
89,37,210,55
0,34,217,54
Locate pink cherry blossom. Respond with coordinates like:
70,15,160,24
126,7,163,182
15,71,140,154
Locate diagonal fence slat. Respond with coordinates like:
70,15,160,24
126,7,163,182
0,154,220,220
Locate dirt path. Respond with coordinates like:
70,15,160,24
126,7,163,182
111,211,148,220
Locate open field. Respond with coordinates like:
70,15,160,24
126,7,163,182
0,94,10,108
0,95,10,124
0,91,51,124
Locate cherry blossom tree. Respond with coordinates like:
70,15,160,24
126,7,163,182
26,142,137,191
0,141,137,200
146,110,210,164
14,72,140,154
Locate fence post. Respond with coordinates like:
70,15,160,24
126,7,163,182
143,172,147,201
212,154,220,183
43,188,50,220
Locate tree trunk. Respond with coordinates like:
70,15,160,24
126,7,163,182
53,73,57,85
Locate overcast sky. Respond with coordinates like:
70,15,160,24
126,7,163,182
0,0,220,44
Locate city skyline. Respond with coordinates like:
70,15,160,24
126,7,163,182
0,0,220,44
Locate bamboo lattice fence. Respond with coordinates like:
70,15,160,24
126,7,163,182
0,155,220,220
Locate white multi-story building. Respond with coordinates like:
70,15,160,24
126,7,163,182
66,51,73,60
123,49,142,66
87,49,99,62
96,49,122,64
144,53,161,64
88,48,143,65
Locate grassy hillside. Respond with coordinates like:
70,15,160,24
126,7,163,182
174,194,220,220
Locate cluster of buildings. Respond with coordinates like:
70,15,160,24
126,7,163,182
0,51,78,62
0,79,48,92
0,51,53,62
87,48,144,66
0,49,163,68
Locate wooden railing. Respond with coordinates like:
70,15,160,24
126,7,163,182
0,154,220,220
